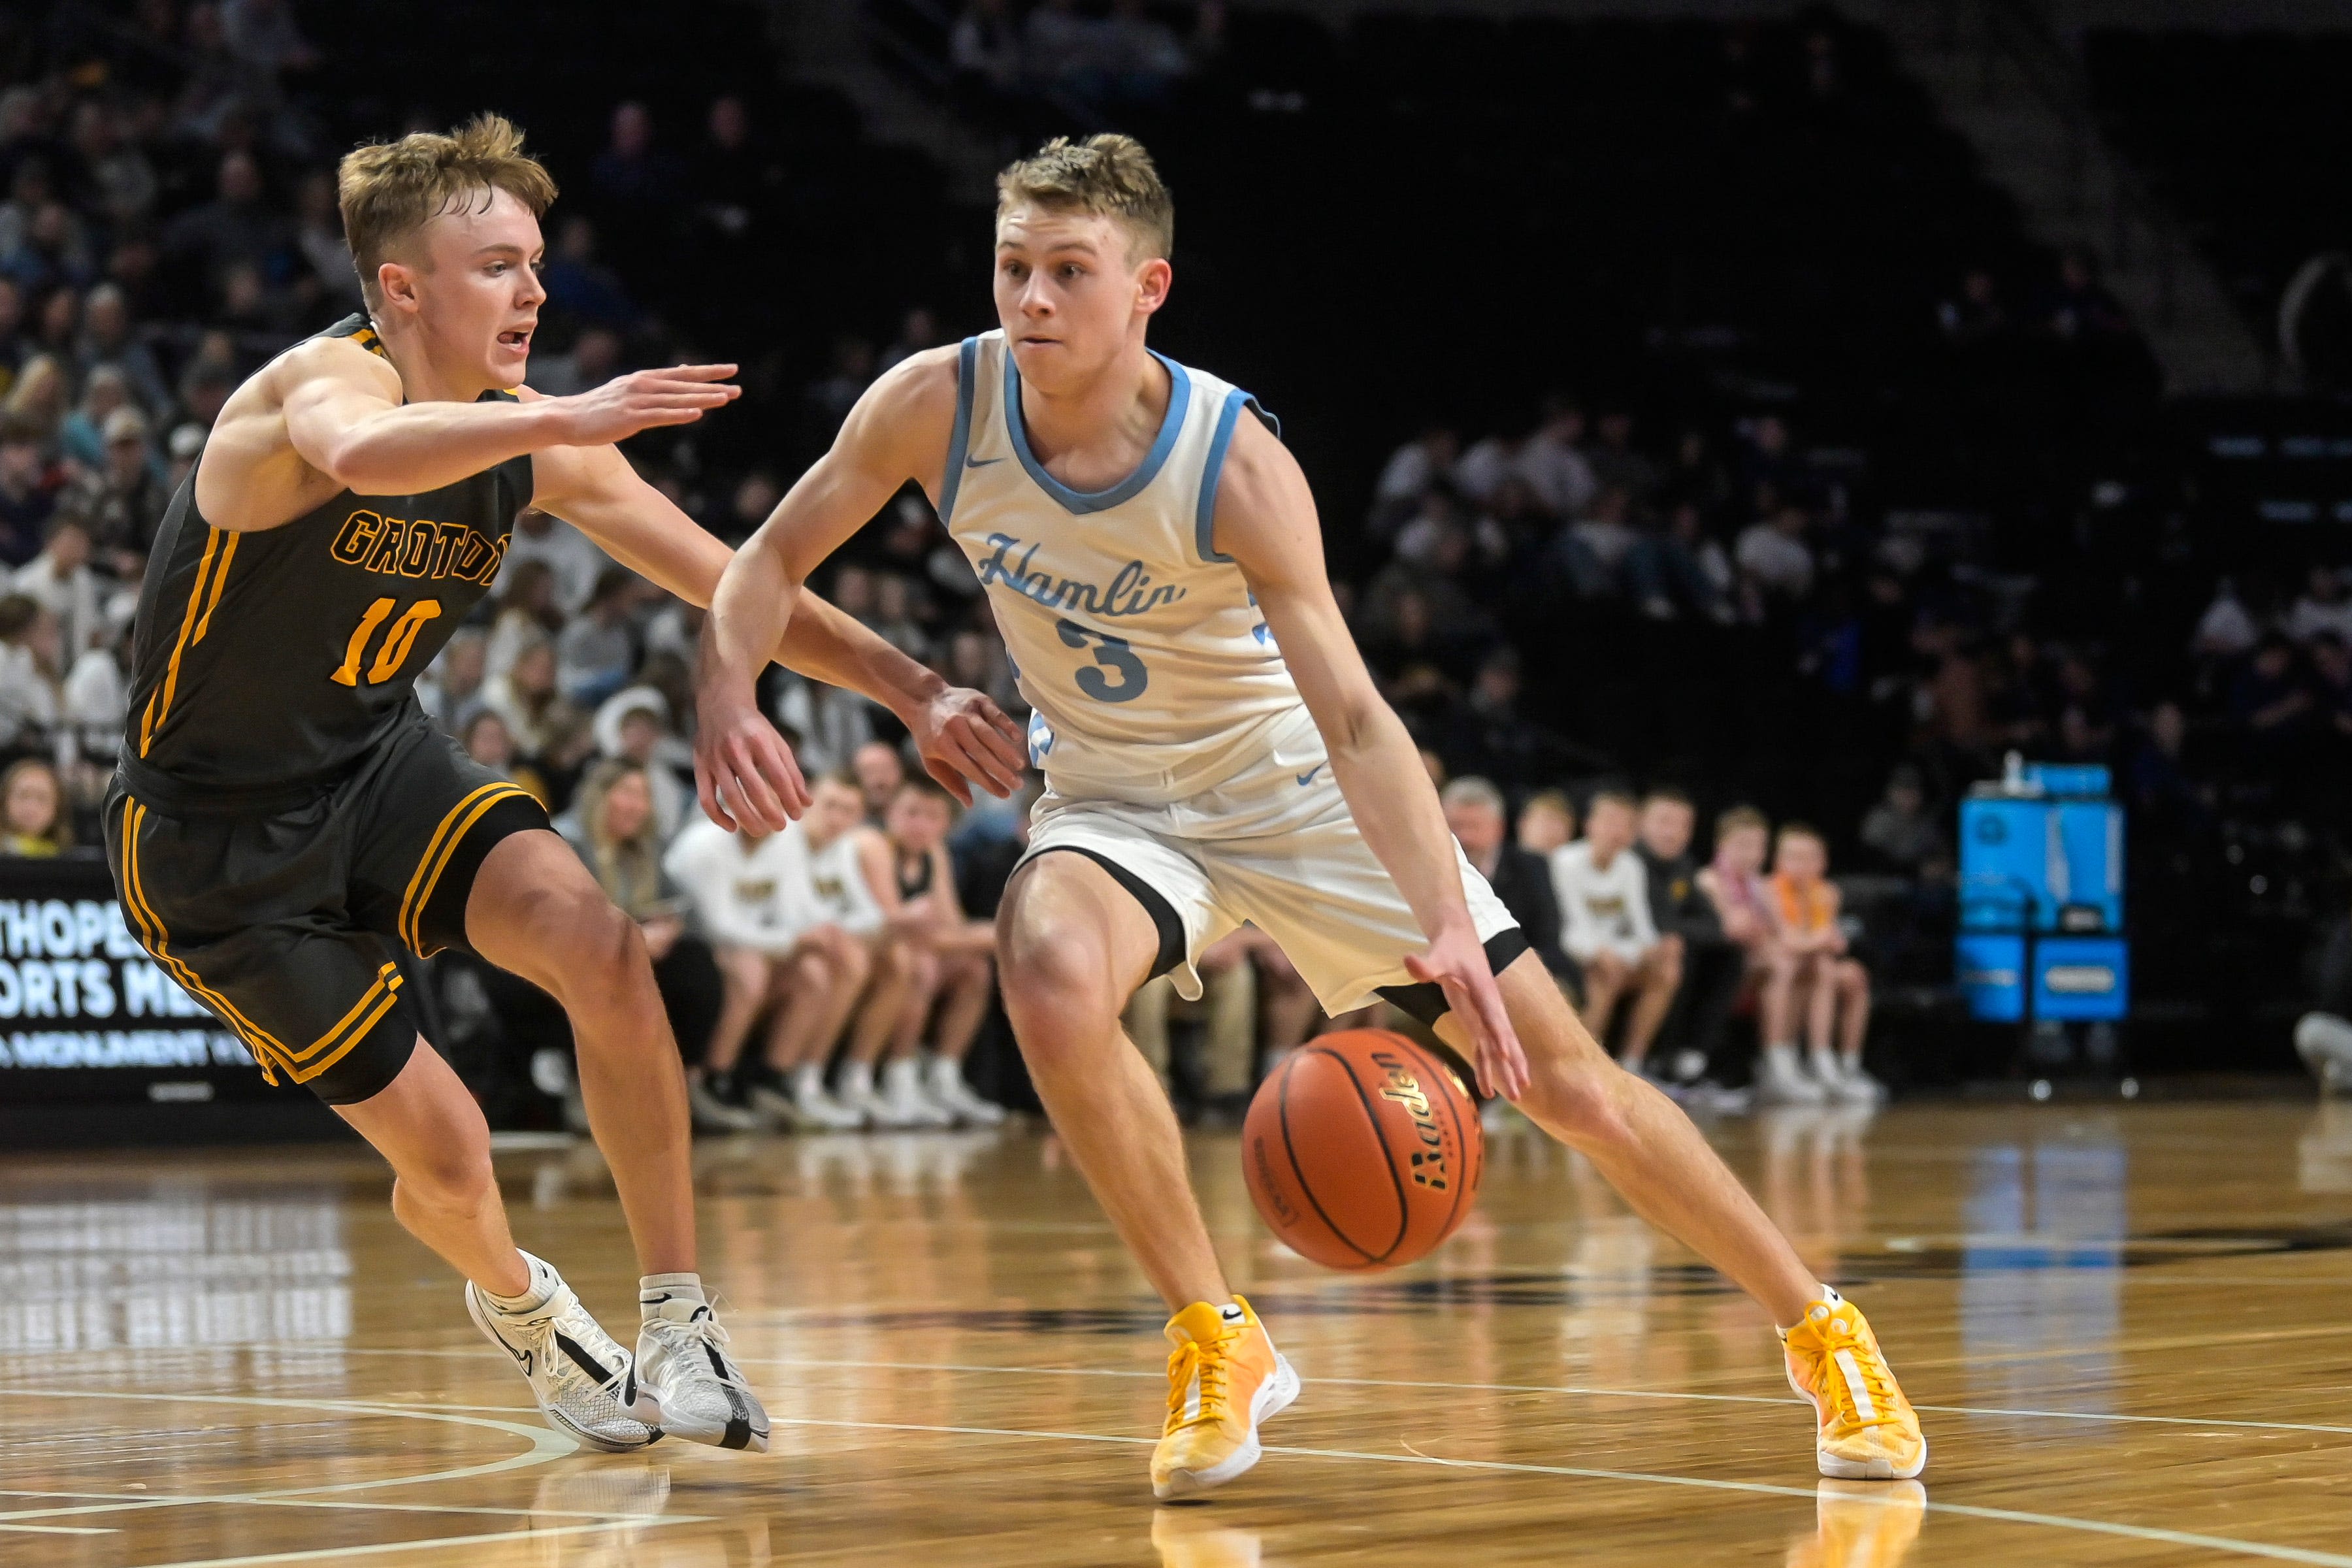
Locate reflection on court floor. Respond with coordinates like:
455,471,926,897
5,1102,2351,1566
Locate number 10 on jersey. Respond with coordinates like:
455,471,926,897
332,596,441,687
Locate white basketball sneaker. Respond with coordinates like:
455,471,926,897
880,1056,955,1128
791,1063,866,1130
465,1252,661,1452
636,1281,770,1452
1757,1043,1829,1105
924,1053,1007,1126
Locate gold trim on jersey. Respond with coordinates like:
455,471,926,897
115,798,293,1084
348,323,386,357
399,782,533,955
276,960,403,1083
138,527,238,757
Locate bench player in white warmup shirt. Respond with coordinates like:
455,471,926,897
694,135,1927,1495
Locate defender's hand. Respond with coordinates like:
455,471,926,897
693,686,808,833
553,365,740,446
909,685,1027,806
1404,923,1529,1102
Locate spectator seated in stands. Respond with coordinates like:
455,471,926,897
1769,824,1882,1105
558,760,723,1129
880,778,1006,1125
554,566,642,708
2287,566,2352,648
10,513,103,662
0,419,56,568
0,756,68,856
0,593,62,752
663,806,872,1134
796,772,944,1129
1516,788,1575,858
1635,788,1746,1101
1443,776,1567,992
1550,789,1682,1074
853,738,907,823
1857,764,1952,883
1124,929,1264,1122
1700,806,1812,1103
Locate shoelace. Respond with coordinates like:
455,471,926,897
1165,1326,1239,1432
649,1305,754,1392
510,1294,635,1405
1816,1316,1901,1431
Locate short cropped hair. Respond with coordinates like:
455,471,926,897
338,114,557,309
1586,787,1637,815
1440,776,1506,817
996,134,1173,261
1716,805,1769,840
1776,821,1825,847
1641,785,1693,809
894,776,956,808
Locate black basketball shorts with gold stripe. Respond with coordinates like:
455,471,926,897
101,716,547,1104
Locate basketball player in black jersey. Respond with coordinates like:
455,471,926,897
105,116,1026,1454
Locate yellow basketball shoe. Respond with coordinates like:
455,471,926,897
1151,1296,1300,1499
1781,1292,1927,1480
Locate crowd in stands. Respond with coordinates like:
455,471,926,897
0,3,2314,1110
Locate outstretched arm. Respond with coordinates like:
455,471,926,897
269,339,740,501
1216,416,1529,1100
695,347,1020,829
531,421,1023,808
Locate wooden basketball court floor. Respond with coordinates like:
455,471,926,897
8,1100,2352,1567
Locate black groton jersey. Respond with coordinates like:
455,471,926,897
124,316,532,796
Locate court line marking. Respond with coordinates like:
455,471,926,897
124,1518,703,1568
717,1354,2352,1441
0,1488,701,1526
0,1389,576,1526
0,1521,116,1535
58,1345,2352,1442
761,1413,2352,1568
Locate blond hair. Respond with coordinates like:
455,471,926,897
337,114,557,308
996,134,1173,261
1715,805,1769,841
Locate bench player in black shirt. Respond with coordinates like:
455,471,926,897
106,117,1026,1454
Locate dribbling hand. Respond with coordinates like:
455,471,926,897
1403,923,1530,1102
909,685,1028,806
555,365,740,446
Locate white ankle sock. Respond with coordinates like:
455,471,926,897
792,1063,825,1096
482,1252,555,1315
841,1060,875,1096
640,1271,706,1319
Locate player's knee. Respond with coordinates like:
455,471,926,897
1000,926,1121,1043
395,1128,496,1215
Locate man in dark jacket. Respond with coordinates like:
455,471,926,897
1442,776,1575,998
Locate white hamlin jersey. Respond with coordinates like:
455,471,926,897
939,331,1316,806
803,826,884,936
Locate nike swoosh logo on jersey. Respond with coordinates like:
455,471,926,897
1297,765,1325,787
965,455,1005,468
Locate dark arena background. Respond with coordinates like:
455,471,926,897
5,1,2352,1565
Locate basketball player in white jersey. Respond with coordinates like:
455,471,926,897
694,135,1926,1495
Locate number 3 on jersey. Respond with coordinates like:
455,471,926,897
1056,617,1147,702
332,596,441,687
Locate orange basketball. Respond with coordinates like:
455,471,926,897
1241,1028,1484,1271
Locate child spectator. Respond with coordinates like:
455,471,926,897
1770,824,1881,1103
881,777,1007,1124
1516,789,1575,857
1699,806,1814,1105
1636,788,1744,1092
796,771,937,1128
0,757,67,855
1551,789,1682,1073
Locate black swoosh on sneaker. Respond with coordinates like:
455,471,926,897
965,455,1004,468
